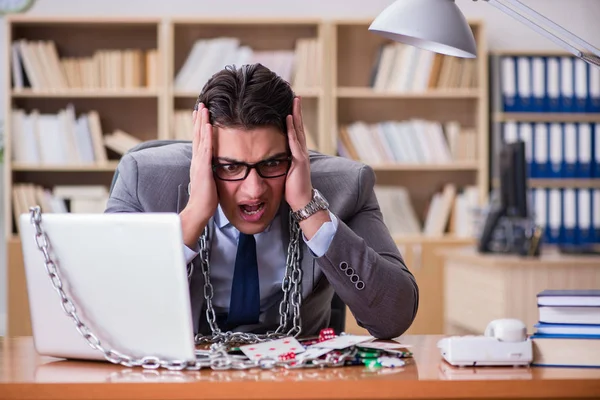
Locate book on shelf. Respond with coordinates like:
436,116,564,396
103,129,143,155
174,37,321,93
11,39,158,91
11,183,109,233
370,42,477,92
375,184,479,239
337,120,477,165
531,289,600,368
498,55,600,113
11,105,109,166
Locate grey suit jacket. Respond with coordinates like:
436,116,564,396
105,143,419,339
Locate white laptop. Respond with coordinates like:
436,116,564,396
18,212,196,364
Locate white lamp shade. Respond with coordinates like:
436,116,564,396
369,0,477,58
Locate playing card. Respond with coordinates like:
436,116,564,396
239,337,305,360
357,341,412,350
295,347,333,361
310,334,374,349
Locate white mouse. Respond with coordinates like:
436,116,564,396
484,318,527,342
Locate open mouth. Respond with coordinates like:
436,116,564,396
240,202,265,215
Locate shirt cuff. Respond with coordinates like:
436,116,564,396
183,243,200,265
303,210,339,257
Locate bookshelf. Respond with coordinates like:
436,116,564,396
329,19,489,335
490,50,600,250
3,16,488,336
330,19,489,238
3,16,166,337
166,18,326,148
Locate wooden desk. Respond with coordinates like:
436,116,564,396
440,246,600,335
1,335,599,399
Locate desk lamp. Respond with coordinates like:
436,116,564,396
368,0,600,68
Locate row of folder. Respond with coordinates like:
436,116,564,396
502,121,599,179
500,55,600,113
532,187,600,247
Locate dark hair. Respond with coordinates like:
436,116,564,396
195,63,295,134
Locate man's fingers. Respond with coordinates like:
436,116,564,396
193,103,204,152
201,107,213,162
292,97,306,147
287,114,301,158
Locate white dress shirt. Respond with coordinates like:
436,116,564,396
184,205,338,313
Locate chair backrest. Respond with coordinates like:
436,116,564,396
108,139,347,334
109,140,190,195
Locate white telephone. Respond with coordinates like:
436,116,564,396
437,319,532,367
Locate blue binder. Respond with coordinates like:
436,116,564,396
578,123,593,178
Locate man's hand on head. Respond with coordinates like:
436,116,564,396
285,96,314,212
285,96,331,239
180,103,219,247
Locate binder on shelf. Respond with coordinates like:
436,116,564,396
594,123,600,178
531,56,546,112
563,123,577,178
547,188,562,245
594,189,600,243
560,57,575,112
563,188,577,246
574,58,589,113
532,122,549,178
548,123,563,179
578,123,593,178
516,56,533,112
578,188,593,247
532,187,548,243
546,56,561,112
501,56,518,112
589,64,600,113
519,122,533,178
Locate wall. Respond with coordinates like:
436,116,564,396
1,0,599,336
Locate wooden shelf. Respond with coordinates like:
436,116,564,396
11,89,160,98
336,87,481,99
494,112,600,123
11,162,120,172
370,162,479,172
491,49,572,57
492,178,600,189
529,178,600,188
170,17,322,25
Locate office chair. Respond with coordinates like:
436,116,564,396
109,139,347,334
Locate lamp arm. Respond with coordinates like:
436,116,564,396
479,0,600,67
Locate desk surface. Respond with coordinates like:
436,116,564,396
1,335,600,400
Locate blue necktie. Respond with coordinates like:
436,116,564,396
227,233,260,327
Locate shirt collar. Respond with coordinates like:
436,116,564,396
214,203,280,233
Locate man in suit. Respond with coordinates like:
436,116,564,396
106,63,418,339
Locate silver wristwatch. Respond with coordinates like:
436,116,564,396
291,189,329,222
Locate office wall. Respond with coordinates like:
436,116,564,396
0,0,599,336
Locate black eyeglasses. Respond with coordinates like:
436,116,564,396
212,156,292,181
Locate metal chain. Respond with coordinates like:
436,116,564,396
27,206,311,371
194,211,303,346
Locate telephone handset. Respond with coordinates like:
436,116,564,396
437,319,532,367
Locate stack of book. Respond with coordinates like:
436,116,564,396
531,289,600,368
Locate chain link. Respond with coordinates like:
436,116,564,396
27,206,313,371
194,211,303,345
